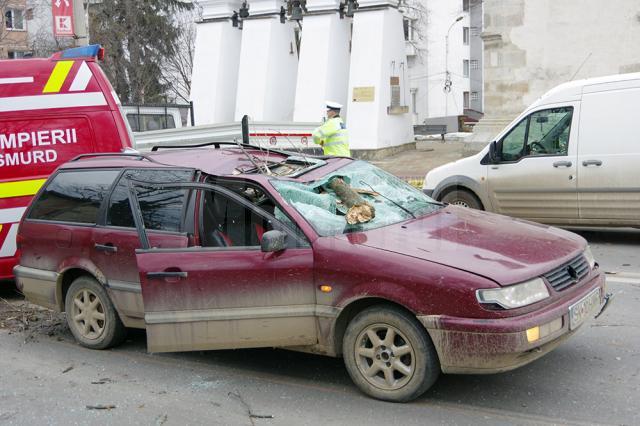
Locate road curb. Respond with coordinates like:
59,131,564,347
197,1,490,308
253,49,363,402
605,271,640,285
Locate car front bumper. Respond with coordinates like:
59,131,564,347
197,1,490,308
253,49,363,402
417,272,609,374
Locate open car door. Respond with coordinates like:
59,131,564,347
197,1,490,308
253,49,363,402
127,179,317,353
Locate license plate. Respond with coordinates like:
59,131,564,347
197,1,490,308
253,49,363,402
569,288,601,330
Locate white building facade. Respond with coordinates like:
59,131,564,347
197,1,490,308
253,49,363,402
191,0,414,151
405,0,483,132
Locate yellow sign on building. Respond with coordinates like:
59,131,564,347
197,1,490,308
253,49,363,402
352,86,375,102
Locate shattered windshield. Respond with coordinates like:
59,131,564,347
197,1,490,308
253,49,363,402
271,161,442,236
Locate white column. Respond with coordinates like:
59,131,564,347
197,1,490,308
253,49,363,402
346,1,414,150
190,0,243,125
293,0,351,122
234,0,299,121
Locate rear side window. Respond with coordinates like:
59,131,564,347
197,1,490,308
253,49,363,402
107,169,194,232
29,170,119,224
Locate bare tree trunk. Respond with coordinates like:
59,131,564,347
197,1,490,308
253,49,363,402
328,178,376,225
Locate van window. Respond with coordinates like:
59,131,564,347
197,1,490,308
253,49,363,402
126,114,176,132
107,169,193,231
29,170,120,224
500,118,528,161
500,107,573,162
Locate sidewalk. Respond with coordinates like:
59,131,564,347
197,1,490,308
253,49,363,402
370,140,486,187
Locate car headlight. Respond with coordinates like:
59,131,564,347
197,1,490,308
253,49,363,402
583,246,596,269
476,278,550,309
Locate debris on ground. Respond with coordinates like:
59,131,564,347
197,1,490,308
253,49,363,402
62,365,74,374
91,378,112,385
0,411,17,421
154,413,168,425
0,296,67,341
86,404,116,410
228,391,274,426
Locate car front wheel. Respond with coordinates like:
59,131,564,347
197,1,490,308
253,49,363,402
65,276,126,350
441,188,483,210
343,305,440,402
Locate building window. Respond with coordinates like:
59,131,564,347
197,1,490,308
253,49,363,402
4,8,25,30
471,59,479,70
463,0,470,12
463,92,470,109
410,88,418,114
471,92,479,101
463,27,469,45
463,60,470,78
8,51,31,59
403,18,415,41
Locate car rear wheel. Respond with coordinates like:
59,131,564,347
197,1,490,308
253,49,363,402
65,276,126,350
441,188,483,210
343,305,440,402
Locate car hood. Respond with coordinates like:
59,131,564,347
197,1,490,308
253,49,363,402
352,206,586,286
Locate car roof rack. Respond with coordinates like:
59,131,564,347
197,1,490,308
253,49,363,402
70,153,160,163
151,140,328,160
151,140,294,155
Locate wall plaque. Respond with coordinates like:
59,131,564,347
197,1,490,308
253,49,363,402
352,86,375,102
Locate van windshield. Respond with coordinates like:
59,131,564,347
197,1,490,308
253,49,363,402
271,161,442,236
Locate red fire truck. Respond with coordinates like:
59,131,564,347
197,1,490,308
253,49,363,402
0,45,133,280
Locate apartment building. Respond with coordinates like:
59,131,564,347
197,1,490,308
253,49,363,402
1,0,30,59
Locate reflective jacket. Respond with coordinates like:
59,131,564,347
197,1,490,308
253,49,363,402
312,116,350,156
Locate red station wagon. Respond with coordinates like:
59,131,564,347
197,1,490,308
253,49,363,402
14,143,611,402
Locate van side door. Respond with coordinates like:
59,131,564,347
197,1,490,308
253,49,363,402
487,104,579,223
577,82,640,225
130,180,316,353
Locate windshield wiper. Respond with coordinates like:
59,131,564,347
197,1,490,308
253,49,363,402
359,180,416,219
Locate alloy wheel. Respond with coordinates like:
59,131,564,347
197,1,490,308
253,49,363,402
70,289,106,340
354,323,416,391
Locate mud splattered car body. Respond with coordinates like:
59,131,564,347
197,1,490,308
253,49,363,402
14,144,610,401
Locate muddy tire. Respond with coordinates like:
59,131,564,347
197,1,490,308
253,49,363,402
441,188,483,210
64,276,126,350
343,305,440,402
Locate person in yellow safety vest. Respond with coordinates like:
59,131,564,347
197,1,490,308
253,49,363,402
312,101,351,156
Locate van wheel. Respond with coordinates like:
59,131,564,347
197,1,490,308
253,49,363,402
343,305,440,402
441,189,483,210
65,276,126,350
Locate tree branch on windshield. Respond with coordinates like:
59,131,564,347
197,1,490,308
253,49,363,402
328,178,376,225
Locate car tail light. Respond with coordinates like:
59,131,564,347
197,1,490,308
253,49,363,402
98,47,105,61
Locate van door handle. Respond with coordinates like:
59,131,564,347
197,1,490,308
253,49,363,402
582,159,602,167
94,243,117,253
146,271,188,279
553,161,572,168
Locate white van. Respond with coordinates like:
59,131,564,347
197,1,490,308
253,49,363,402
423,73,640,227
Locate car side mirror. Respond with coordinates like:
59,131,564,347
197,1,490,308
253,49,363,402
488,141,499,163
261,230,288,252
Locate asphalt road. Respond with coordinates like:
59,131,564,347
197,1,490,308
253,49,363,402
0,228,638,426
570,228,640,276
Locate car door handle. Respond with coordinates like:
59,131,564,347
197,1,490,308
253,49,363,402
146,271,188,279
94,243,117,253
553,161,572,168
582,159,602,167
